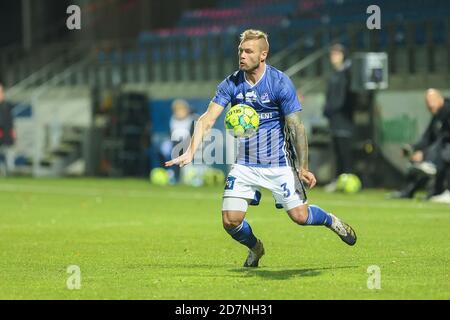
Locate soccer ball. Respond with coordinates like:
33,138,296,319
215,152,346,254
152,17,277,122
336,173,362,194
224,104,259,138
150,168,169,186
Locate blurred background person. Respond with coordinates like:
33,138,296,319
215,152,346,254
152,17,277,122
322,44,356,191
0,81,16,176
159,99,197,183
390,89,450,201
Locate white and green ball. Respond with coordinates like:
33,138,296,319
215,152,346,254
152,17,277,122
225,104,259,138
336,173,362,194
149,168,169,186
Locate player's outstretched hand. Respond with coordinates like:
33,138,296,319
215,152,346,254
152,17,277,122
299,169,317,189
165,151,193,168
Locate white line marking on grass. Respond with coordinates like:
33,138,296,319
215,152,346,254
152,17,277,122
0,184,448,211
0,184,215,200
0,221,144,230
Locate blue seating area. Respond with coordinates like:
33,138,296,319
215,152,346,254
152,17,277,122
146,0,447,46
95,0,449,79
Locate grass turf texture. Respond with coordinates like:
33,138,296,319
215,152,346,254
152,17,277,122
0,178,449,300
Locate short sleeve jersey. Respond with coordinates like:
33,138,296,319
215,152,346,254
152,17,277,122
212,64,302,167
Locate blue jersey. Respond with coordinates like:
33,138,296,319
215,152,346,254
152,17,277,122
212,64,302,167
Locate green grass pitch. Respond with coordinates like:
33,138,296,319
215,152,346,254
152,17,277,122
0,178,449,299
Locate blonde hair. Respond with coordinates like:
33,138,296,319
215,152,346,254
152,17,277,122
240,29,269,51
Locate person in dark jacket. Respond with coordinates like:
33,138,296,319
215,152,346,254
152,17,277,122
0,81,16,175
323,44,356,190
390,88,450,201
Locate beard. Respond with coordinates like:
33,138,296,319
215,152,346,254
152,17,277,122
239,60,260,72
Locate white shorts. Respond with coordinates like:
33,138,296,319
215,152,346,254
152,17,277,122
223,164,307,211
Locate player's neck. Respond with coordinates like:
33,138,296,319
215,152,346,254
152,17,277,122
245,63,266,86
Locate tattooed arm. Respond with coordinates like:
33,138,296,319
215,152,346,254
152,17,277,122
285,111,317,188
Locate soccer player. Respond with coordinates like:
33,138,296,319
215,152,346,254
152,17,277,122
166,29,357,267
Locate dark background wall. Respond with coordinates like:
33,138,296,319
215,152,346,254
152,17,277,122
0,0,216,49
0,1,23,47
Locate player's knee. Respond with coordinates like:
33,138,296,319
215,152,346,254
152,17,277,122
288,205,309,225
222,211,244,230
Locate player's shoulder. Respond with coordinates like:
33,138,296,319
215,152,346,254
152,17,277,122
266,65,296,95
221,69,244,87
266,65,292,85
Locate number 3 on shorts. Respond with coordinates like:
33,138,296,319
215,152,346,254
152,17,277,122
281,183,290,198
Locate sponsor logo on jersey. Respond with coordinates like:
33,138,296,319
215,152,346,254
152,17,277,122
245,91,258,103
259,112,274,119
261,92,270,103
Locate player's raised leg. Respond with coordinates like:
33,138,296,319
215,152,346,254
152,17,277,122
287,203,357,246
270,167,357,246
282,110,357,245
222,197,265,267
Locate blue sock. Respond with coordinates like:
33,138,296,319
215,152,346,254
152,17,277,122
225,220,258,249
305,205,333,227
